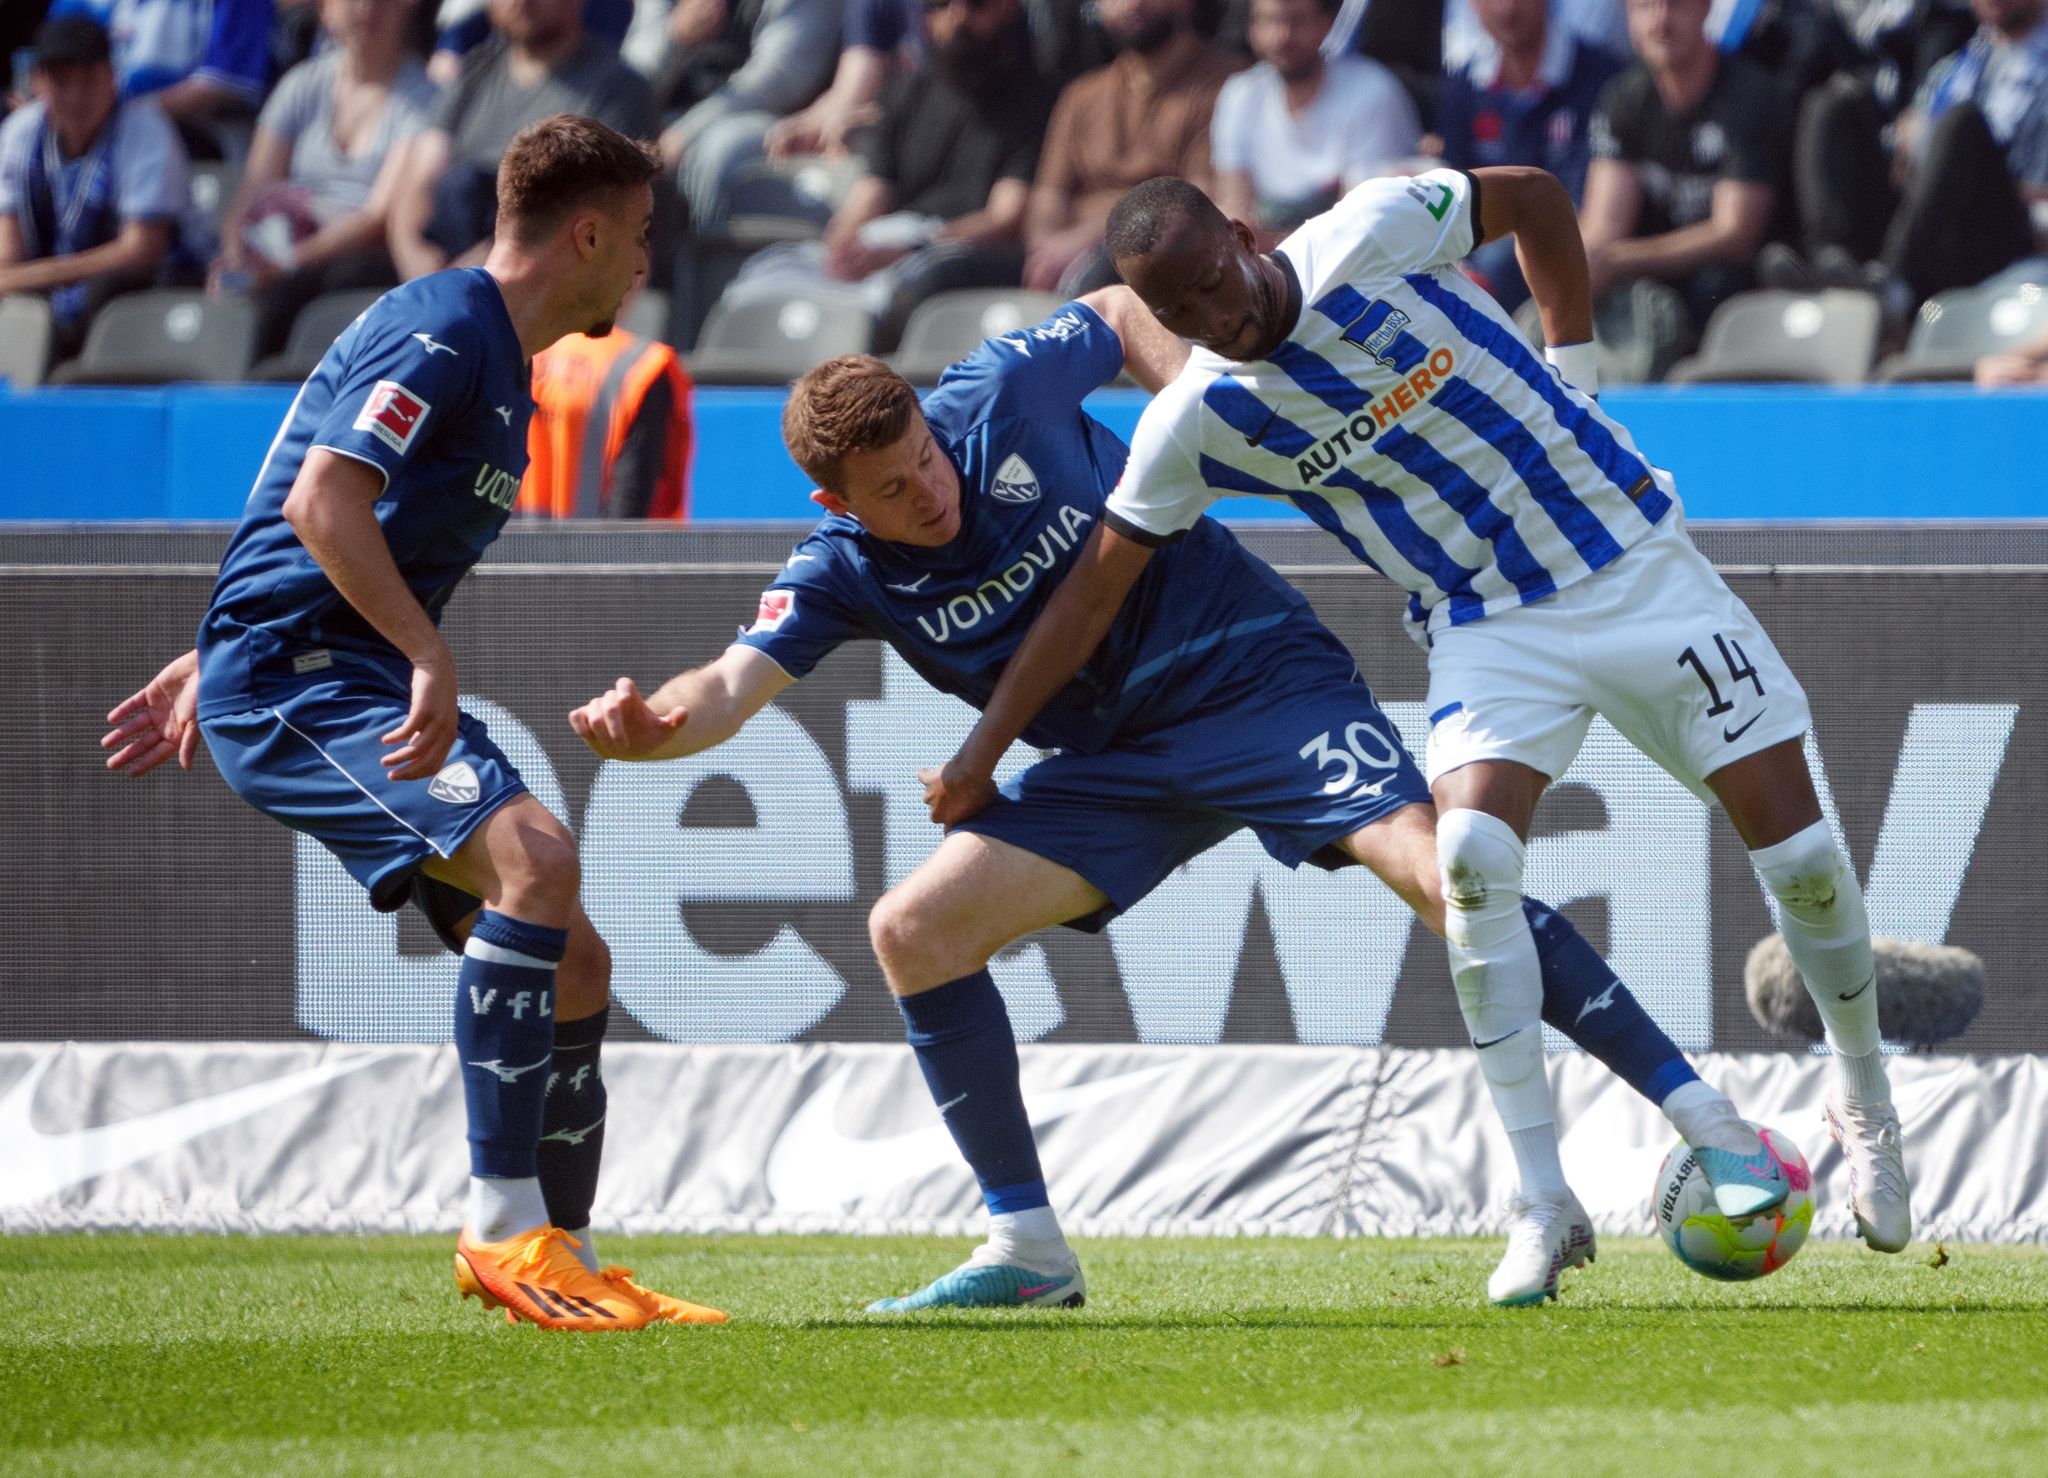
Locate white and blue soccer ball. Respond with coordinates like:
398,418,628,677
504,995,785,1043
1654,1127,1814,1281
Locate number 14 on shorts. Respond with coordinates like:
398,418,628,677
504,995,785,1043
1679,632,1767,738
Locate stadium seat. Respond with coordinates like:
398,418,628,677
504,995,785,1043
47,290,261,385
685,292,875,386
718,159,851,246
188,161,243,235
0,294,54,388
1514,278,1695,386
1664,289,1880,386
247,287,386,382
621,288,673,345
887,289,1065,385
1873,281,2048,382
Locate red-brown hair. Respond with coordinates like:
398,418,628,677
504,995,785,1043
496,114,660,245
782,355,922,490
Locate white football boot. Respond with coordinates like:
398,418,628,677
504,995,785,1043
1488,1193,1596,1306
1824,1089,1912,1252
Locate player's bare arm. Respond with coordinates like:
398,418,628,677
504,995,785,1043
1077,285,1192,392
1470,165,1596,355
280,449,458,780
924,523,1158,825
387,129,454,282
1576,156,1642,258
1581,178,1774,300
101,648,200,776
569,644,792,762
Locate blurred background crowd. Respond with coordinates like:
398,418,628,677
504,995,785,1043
8,0,2048,518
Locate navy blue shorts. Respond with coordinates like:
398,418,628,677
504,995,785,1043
201,672,526,914
955,655,1429,931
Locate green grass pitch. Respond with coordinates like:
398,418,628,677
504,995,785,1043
5,1234,2046,1475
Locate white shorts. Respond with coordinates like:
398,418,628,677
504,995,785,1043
1422,517,1812,802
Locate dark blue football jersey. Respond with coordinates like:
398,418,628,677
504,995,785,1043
734,302,1326,754
197,268,533,717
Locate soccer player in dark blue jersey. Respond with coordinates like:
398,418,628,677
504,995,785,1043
99,115,721,1332
568,291,1774,1310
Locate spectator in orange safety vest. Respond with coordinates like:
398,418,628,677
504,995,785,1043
518,291,693,519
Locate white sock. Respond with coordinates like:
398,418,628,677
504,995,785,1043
1750,821,1884,1067
987,1205,1070,1267
466,1176,550,1244
1835,1047,1893,1107
1508,1125,1571,1202
563,1223,601,1274
1438,810,1558,1178
1662,1080,1763,1155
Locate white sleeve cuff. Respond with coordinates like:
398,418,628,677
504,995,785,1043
1545,340,1600,398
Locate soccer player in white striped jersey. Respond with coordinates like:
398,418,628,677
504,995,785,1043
925,165,1912,1300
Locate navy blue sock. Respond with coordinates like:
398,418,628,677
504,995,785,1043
1526,898,1699,1106
454,911,566,1179
538,1003,608,1231
896,971,1047,1213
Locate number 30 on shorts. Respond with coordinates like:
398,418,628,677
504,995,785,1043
1300,720,1401,797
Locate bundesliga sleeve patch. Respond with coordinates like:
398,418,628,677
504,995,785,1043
354,380,431,454
748,589,796,633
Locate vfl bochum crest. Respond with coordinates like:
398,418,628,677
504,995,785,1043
1338,301,1413,370
428,762,481,805
991,453,1041,504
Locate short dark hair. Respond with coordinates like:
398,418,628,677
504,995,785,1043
783,356,922,491
496,115,661,245
1104,176,1228,262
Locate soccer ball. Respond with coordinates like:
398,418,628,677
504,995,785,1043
1653,1127,1814,1281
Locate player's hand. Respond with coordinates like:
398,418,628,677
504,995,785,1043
101,649,201,777
382,646,460,781
920,759,998,826
569,677,688,760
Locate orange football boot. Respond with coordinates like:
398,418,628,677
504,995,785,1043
601,1265,729,1325
453,1226,652,1331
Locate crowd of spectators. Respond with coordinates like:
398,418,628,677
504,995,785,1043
10,0,2048,441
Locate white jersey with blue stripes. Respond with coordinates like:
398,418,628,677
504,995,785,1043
1106,167,1678,638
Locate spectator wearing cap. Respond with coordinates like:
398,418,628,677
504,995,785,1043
1436,0,1624,309
718,0,1057,348
1024,0,1243,294
1211,0,1418,245
1762,0,2048,321
208,0,436,353
0,15,195,356
48,0,274,133
1577,0,1793,329
386,0,654,280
